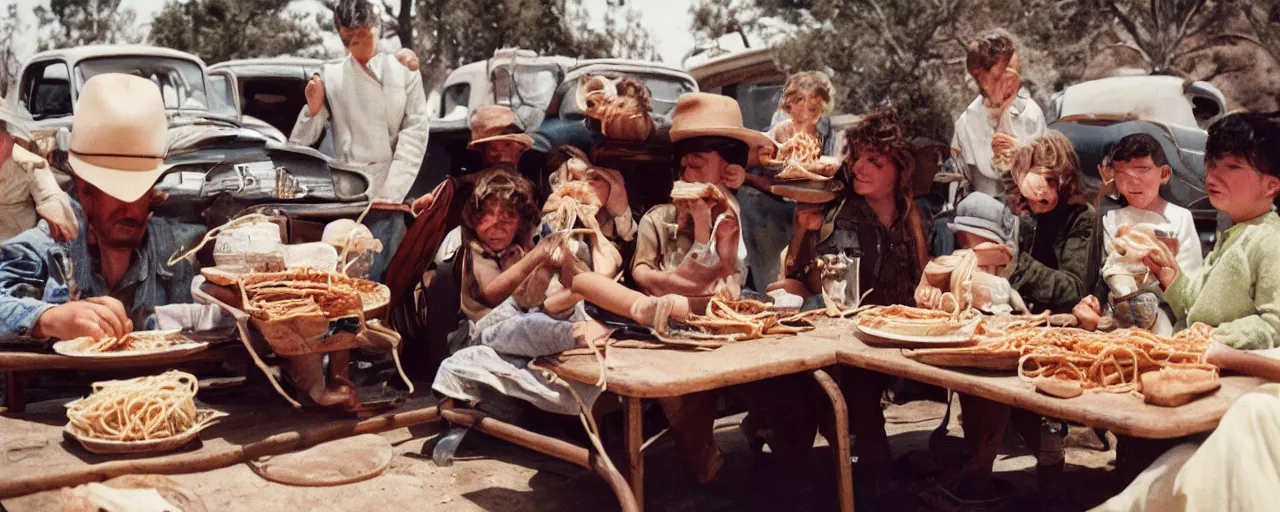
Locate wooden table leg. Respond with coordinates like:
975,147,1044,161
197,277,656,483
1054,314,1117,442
812,369,853,512
4,371,27,414
624,396,644,512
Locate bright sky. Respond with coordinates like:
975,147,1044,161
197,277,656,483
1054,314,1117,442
13,0,704,66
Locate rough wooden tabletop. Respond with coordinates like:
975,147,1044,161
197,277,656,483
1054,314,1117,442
544,318,1266,438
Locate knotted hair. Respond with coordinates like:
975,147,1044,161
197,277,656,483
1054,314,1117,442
1002,130,1092,215
462,168,541,248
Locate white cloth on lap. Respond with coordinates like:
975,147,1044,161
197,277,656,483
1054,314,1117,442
1093,382,1280,512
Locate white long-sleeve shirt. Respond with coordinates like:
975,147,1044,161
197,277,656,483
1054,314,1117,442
0,147,73,242
951,91,1047,200
289,53,429,203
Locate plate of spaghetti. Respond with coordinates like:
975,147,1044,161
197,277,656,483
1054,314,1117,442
64,370,227,454
853,305,982,348
53,330,209,359
906,323,1220,402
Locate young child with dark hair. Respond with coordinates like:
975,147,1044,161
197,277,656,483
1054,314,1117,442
1073,133,1204,333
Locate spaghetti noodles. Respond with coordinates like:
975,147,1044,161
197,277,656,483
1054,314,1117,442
81,331,189,353
66,371,204,442
975,322,1218,395
681,298,817,342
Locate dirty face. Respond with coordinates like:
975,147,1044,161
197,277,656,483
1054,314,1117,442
77,177,153,249
1113,156,1167,210
481,140,526,167
338,25,378,64
680,150,729,185
787,92,824,132
956,230,998,250
973,55,1019,108
587,172,612,206
850,148,898,200
1019,169,1060,214
1206,154,1280,223
474,200,520,252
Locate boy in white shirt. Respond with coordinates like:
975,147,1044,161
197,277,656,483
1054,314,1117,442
1075,133,1205,333
950,29,1047,203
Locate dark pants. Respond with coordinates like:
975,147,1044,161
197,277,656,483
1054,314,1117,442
660,375,819,482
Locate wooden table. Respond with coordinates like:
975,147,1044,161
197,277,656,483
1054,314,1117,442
444,325,854,512
1,344,245,414
831,330,1267,439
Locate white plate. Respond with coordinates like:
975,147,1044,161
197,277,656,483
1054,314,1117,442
64,409,228,455
854,323,977,349
53,331,209,360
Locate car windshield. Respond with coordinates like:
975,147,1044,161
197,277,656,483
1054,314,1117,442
639,74,696,117
75,56,211,112
206,73,238,118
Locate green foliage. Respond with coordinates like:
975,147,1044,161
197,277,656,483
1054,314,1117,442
34,0,141,51
149,0,325,65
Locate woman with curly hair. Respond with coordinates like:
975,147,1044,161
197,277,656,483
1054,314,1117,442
1001,129,1099,314
772,107,929,306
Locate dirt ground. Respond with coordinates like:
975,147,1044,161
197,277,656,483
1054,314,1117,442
0,382,1124,512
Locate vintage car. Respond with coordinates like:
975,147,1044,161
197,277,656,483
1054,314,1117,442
14,45,370,233
208,57,331,149
419,48,699,201
1048,75,1229,246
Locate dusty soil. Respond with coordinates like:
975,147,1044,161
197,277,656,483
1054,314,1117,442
1,383,1122,512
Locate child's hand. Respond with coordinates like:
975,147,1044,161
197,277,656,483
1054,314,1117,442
915,284,942,310
686,199,714,243
794,206,825,232
1142,252,1179,290
1072,295,1102,331
713,214,740,275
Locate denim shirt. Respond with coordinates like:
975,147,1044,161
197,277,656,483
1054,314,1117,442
0,201,206,338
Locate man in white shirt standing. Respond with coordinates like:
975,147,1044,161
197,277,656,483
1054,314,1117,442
950,29,1047,203
290,0,429,282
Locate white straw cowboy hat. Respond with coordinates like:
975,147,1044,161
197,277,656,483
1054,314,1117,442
68,73,172,203
467,105,535,150
669,92,773,166
0,96,34,142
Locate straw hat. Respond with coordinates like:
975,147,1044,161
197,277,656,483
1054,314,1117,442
68,74,172,203
669,93,773,166
0,96,34,142
467,105,535,150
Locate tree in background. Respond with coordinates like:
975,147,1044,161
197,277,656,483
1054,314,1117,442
691,0,1280,140
0,5,22,96
149,0,325,65
33,0,141,51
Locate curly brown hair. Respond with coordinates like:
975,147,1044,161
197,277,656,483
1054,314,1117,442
841,108,917,205
462,168,541,248
1002,130,1094,215
778,71,834,115
839,107,928,270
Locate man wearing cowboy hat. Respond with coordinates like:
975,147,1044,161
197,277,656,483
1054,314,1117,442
0,97,77,243
0,74,205,341
289,0,430,282
409,105,534,215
